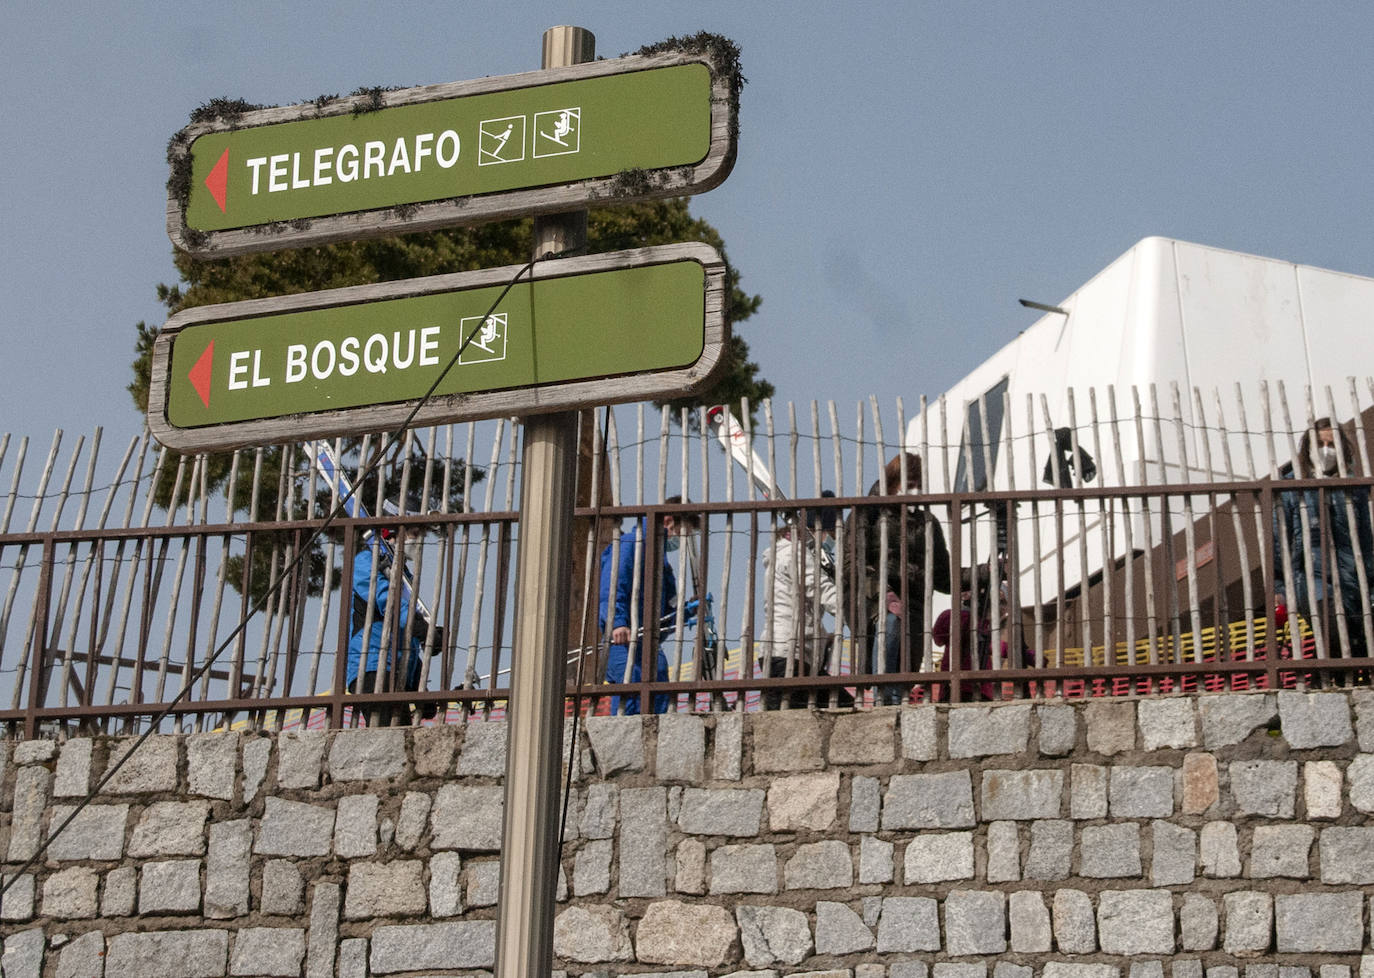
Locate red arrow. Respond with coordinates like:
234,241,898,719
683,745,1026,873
205,148,230,213
189,341,214,408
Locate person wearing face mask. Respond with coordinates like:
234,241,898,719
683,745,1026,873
845,453,952,704
1273,418,1374,676
758,491,848,709
599,496,700,714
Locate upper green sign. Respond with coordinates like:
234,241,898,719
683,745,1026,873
147,244,728,452
167,50,737,257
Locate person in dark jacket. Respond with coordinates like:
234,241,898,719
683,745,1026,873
599,497,699,715
845,453,952,704
1274,418,1374,671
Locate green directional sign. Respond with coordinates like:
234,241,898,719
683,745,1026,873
167,50,737,257
147,244,727,453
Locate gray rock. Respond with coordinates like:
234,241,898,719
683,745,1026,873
678,787,765,836
876,896,941,952
369,921,496,973
1304,759,1342,818
429,850,463,917
987,820,1021,882
882,771,975,829
1200,693,1276,748
54,738,92,797
205,819,252,919
102,866,137,918
1274,892,1363,952
1085,701,1136,754
1201,820,1242,877
334,793,379,858
784,840,853,889
656,713,706,781
948,704,1031,758
1277,690,1353,748
752,712,823,773
45,803,127,862
619,786,668,898
901,704,939,760
1070,763,1108,819
1009,890,1051,952
584,715,645,774
1250,824,1313,878
1230,760,1297,817
981,768,1063,820
1181,893,1218,951
1151,820,1197,886
412,723,458,776
229,928,305,977
1053,888,1097,953
430,784,503,851
454,720,507,777
635,900,737,968
330,728,406,781
256,797,336,857
1138,697,1198,749
105,930,229,978
138,859,201,913
395,790,431,850
848,775,880,833
1109,766,1175,817
0,873,34,921
103,736,180,794
1098,889,1175,954
769,772,841,833
998,965,1034,978
242,736,271,802
830,711,897,765
1222,891,1272,955
712,711,743,780
945,890,1007,955
1174,961,1204,978
574,838,613,896
737,905,813,967
904,831,974,883
1319,826,1374,883
336,938,367,978
261,859,304,915
815,901,874,955
580,783,618,839
859,835,894,884
553,906,634,964
0,929,44,978
466,860,499,907
344,861,427,919
709,843,777,894
1025,819,1073,881
187,731,239,800
893,963,932,978
128,800,211,857
1079,823,1142,878
1132,966,1165,978
278,730,327,788
1038,703,1077,755
936,966,988,978
42,866,99,918
8,767,51,861
56,929,104,978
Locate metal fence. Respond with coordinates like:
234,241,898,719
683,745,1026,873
2,381,1372,736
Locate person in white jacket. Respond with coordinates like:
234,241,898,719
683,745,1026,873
757,492,844,708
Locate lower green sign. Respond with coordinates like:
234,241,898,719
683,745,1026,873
148,244,726,452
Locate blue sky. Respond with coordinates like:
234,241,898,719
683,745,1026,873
4,1,1372,447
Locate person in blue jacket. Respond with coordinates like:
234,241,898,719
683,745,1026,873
348,532,443,726
599,497,698,714
1274,418,1374,671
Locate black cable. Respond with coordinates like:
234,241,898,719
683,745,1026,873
0,250,561,903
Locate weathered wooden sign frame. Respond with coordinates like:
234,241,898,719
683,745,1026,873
166,48,738,257
146,243,728,452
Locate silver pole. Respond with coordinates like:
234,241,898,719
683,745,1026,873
493,24,593,978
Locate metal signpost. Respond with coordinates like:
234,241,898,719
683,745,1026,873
167,46,736,256
156,24,737,977
146,243,727,453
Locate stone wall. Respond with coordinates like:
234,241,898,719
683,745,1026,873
3,691,1374,977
